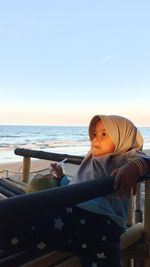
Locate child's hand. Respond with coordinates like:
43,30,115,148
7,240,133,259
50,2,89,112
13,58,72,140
50,163,64,180
111,161,141,198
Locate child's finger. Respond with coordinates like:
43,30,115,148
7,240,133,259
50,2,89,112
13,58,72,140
111,168,119,176
51,163,57,168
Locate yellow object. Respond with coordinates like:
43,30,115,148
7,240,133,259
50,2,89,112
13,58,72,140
26,173,59,193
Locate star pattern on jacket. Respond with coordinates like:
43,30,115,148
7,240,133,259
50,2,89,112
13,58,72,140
37,241,47,250
81,242,87,248
97,252,107,259
11,237,19,245
54,217,64,231
101,235,107,240
66,207,73,213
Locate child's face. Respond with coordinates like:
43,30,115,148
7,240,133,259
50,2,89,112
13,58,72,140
91,120,115,157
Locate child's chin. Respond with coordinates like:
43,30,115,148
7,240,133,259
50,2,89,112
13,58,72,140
91,149,103,157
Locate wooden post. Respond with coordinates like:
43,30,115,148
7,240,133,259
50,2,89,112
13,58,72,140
134,183,143,267
135,183,143,223
22,156,31,183
122,194,133,267
127,193,133,227
144,179,150,267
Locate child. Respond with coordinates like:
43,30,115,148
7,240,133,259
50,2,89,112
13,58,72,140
1,115,150,267
50,114,150,266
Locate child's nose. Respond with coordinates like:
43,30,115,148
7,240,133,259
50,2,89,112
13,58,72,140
92,136,99,144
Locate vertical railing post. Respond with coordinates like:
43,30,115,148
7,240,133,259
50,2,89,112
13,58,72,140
5,170,9,178
144,179,150,267
135,183,143,223
127,193,133,227
122,194,133,267
22,156,31,183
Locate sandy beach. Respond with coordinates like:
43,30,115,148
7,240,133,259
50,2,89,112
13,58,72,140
0,149,150,179
0,159,54,179
0,159,51,173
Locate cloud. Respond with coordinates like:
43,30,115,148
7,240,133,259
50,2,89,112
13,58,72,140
101,55,115,63
91,55,115,65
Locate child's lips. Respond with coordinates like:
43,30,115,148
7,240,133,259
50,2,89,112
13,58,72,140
92,145,100,149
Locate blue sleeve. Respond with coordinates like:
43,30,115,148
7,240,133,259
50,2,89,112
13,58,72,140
60,175,71,186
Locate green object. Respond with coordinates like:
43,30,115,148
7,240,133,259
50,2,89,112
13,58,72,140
26,174,59,193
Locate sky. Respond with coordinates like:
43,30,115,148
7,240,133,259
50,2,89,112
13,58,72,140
0,0,150,126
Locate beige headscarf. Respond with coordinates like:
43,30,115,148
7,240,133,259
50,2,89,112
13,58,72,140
89,115,143,153
74,115,145,184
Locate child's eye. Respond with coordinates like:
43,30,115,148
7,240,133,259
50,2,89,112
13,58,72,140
101,132,107,137
92,131,108,140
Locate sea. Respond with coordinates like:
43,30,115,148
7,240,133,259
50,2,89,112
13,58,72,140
0,125,150,164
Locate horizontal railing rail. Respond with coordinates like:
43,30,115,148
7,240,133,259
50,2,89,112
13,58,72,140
0,173,149,228
14,148,84,165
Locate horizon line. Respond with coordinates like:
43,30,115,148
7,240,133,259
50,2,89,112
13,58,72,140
0,123,150,128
